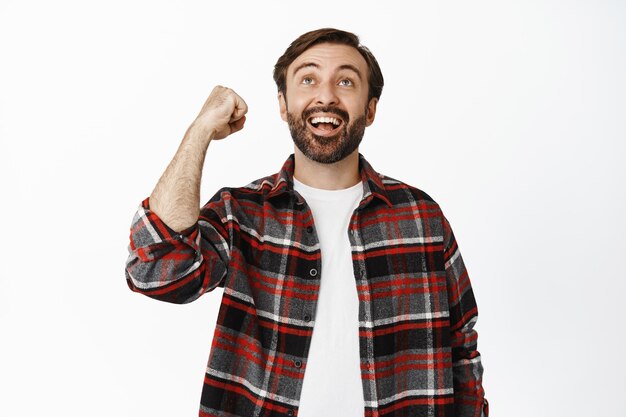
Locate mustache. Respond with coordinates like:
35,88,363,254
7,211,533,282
302,106,350,123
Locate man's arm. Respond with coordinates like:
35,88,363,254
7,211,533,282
442,214,489,417
124,86,247,304
149,86,247,232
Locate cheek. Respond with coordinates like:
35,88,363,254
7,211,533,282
286,102,305,117
341,92,367,110
286,88,316,110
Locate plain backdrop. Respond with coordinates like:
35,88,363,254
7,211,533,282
1,1,625,416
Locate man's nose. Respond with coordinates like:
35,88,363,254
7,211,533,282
315,82,339,106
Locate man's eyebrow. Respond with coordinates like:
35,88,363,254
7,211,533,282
337,64,363,81
292,62,320,76
291,62,363,81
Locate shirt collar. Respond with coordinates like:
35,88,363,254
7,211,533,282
266,153,393,208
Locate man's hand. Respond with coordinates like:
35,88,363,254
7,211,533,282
193,86,248,140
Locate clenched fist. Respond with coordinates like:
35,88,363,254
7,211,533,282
193,86,248,140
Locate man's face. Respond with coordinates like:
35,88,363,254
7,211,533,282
279,43,378,164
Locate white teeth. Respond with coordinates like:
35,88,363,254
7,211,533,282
310,116,340,126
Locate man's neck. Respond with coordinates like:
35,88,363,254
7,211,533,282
293,148,360,190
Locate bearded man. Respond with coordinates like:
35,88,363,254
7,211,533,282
125,28,489,417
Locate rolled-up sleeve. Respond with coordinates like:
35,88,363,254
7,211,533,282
124,193,232,304
442,214,489,417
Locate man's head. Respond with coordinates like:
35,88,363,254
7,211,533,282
273,28,384,164
274,28,384,104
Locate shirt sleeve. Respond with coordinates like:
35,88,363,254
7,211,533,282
442,214,489,417
124,193,232,304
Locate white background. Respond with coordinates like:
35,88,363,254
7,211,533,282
1,1,624,416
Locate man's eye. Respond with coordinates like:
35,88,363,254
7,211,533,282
339,79,353,87
302,77,314,85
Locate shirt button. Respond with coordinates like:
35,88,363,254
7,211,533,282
359,267,366,278
309,268,318,277
306,226,313,233
288,409,295,416
294,360,302,368
304,315,311,322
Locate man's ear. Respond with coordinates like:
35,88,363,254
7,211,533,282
278,92,288,122
365,97,378,127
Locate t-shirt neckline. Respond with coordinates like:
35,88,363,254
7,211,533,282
293,176,363,201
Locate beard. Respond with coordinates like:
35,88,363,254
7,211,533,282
286,105,367,164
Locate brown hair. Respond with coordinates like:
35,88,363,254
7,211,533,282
273,28,384,103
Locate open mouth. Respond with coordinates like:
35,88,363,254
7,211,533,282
307,115,344,137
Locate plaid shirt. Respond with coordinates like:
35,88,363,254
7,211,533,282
125,153,488,417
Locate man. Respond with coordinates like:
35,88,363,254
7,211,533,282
125,28,488,417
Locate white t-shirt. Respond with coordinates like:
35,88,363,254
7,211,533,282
293,176,365,416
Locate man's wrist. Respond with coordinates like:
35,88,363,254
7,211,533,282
186,120,216,145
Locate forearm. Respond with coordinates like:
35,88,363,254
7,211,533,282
149,122,214,232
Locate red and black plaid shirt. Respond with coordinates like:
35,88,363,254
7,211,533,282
125,153,488,417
